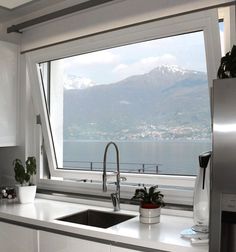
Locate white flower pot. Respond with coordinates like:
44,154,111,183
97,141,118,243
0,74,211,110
16,185,36,204
139,206,161,224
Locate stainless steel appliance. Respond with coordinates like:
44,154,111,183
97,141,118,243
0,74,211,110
210,78,236,252
221,194,236,251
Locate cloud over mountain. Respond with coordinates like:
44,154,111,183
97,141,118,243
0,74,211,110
64,75,96,90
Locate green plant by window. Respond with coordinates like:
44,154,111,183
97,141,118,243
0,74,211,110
132,185,165,208
218,45,236,78
13,157,36,186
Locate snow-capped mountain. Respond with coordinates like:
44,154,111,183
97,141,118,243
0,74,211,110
64,75,96,90
153,64,188,74
63,65,210,141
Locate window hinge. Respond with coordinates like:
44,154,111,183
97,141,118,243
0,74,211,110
36,114,41,125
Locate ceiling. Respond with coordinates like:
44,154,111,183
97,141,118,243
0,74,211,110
0,0,34,9
0,0,87,23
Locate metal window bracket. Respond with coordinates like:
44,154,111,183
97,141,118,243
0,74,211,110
36,114,41,125
7,0,116,33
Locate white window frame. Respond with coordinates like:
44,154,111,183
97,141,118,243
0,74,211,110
218,5,236,54
26,9,221,203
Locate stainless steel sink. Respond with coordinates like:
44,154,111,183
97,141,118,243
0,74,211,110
57,209,136,229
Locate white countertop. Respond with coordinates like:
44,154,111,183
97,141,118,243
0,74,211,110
0,198,208,252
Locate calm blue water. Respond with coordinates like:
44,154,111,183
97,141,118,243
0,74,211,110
63,141,211,175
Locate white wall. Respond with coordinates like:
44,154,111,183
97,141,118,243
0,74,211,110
21,0,234,52
0,23,20,44
0,147,23,185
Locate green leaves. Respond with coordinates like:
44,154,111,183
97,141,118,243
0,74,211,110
131,185,165,207
13,157,36,186
13,159,26,185
218,45,236,79
151,191,165,207
148,185,159,196
132,188,148,201
26,157,37,176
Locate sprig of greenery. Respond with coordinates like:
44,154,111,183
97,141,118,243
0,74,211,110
218,45,236,78
13,157,36,186
132,185,165,207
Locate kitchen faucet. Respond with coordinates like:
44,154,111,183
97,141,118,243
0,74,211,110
103,141,121,211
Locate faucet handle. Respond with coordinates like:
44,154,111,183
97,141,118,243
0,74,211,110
111,193,120,211
107,172,126,180
106,172,117,177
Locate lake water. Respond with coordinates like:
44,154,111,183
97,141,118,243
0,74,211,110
63,140,211,175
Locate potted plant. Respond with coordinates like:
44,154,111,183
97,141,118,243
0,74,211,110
132,185,165,224
13,156,37,204
217,45,236,79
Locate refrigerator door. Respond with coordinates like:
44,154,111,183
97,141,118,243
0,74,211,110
212,79,236,192
210,78,236,252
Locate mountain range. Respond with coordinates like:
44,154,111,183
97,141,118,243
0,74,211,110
63,65,211,141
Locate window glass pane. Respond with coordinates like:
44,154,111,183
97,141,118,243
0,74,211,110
39,62,50,110
48,31,211,176
219,20,225,56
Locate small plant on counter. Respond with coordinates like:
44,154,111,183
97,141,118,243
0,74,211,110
132,185,165,209
13,156,36,186
13,156,37,204
218,45,236,79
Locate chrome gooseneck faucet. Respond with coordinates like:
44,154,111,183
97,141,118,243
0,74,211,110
103,141,121,211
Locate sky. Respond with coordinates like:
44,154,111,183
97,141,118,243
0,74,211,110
52,28,223,89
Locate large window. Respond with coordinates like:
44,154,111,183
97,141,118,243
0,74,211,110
27,9,221,203
42,31,211,176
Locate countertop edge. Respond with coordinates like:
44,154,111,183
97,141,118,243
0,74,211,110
0,198,208,252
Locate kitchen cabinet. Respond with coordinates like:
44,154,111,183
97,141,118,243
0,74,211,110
0,40,18,146
0,221,38,252
38,230,110,252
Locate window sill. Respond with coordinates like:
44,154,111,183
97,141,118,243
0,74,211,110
36,189,193,217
